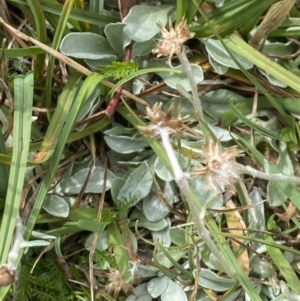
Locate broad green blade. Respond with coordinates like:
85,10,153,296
265,235,300,293
24,73,105,239
0,72,33,264
0,126,9,199
33,72,81,162
225,34,300,93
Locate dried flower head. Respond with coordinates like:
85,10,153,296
104,268,134,298
152,17,195,65
193,140,242,191
139,102,188,137
0,264,15,287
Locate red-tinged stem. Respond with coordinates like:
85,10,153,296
105,44,133,117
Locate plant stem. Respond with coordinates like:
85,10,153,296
105,43,133,117
237,163,300,184
159,127,235,278
177,51,204,121
7,215,23,268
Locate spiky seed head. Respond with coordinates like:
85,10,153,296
104,269,134,298
152,17,195,65
193,140,242,191
139,102,188,138
0,265,15,287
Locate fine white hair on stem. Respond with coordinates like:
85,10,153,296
152,18,205,127
7,214,24,268
159,127,186,185
237,163,300,184
177,51,204,121
156,126,235,277
139,103,235,277
0,215,23,287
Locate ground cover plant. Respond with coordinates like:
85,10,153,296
1,0,300,300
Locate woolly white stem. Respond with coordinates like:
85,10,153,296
159,127,187,186
7,215,24,268
237,163,300,184
177,51,203,121
280,281,300,301
158,126,235,278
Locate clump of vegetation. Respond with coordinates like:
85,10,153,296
1,0,300,300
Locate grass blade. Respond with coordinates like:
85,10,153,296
265,234,300,293
26,0,47,80
225,34,300,93
8,0,119,26
33,72,81,162
45,0,75,111
0,126,9,199
0,72,33,264
24,73,105,239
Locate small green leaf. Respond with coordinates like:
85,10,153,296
265,235,300,293
78,220,108,232
209,54,228,74
267,214,281,232
280,127,297,144
108,222,131,281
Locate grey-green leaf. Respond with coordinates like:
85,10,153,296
197,269,236,292
85,231,109,251
259,67,287,88
152,223,171,247
202,38,253,70
170,227,186,245
111,177,126,205
54,165,115,194
267,142,294,206
43,194,69,218
60,32,116,59
143,183,173,222
127,283,152,301
161,278,188,301
158,64,203,91
147,276,168,298
123,5,173,42
154,156,173,181
132,217,168,231
117,163,153,205
104,23,131,55
104,135,149,154
209,54,228,75
132,39,156,58
189,177,223,209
